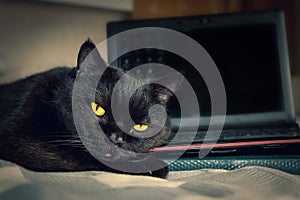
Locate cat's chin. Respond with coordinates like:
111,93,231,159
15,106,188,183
96,147,138,162
96,148,154,165
99,155,169,178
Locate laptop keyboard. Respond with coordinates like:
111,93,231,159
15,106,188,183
222,127,299,140
171,126,300,144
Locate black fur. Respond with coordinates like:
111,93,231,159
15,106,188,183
0,40,180,178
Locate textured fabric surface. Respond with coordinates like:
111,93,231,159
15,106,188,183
166,156,300,174
0,159,300,200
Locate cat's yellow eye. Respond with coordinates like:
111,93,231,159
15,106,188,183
91,102,105,116
133,124,149,132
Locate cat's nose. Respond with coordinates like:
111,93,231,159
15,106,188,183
109,133,124,146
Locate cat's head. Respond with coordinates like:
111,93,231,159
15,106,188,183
73,40,181,161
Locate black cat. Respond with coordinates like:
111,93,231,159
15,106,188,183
0,40,180,178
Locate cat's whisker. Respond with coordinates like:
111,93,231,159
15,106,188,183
40,99,58,107
37,133,80,139
43,135,80,138
48,143,86,149
48,139,82,143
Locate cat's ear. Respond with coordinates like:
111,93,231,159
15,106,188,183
154,73,183,103
77,39,106,70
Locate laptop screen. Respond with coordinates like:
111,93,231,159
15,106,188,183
107,11,295,129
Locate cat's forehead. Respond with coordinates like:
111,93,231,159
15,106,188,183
99,67,141,88
94,67,152,106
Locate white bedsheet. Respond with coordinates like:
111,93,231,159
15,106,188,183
0,159,299,200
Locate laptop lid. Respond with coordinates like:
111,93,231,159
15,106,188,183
107,10,296,133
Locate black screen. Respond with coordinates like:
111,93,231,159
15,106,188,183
108,22,283,118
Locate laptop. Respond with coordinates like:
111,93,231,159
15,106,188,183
106,11,300,163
